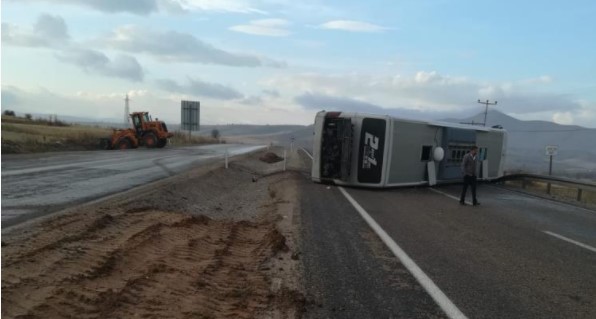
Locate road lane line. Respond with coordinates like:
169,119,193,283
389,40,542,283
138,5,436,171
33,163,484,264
338,186,468,319
429,188,472,205
543,231,596,253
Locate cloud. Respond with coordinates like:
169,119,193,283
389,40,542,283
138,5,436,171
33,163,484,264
1,87,20,107
319,20,388,32
239,96,263,105
477,84,579,114
3,14,146,83
35,13,70,40
270,71,476,111
157,78,244,100
229,19,291,37
56,49,144,81
270,71,582,115
1,85,109,118
552,112,574,125
295,92,382,112
2,14,69,47
175,0,266,14
294,92,471,121
520,75,553,85
6,0,343,17
7,0,329,15
102,25,286,67
6,0,161,15
262,89,280,97
0,85,184,122
4,0,268,15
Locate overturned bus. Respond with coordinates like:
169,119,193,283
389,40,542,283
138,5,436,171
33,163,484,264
311,111,507,187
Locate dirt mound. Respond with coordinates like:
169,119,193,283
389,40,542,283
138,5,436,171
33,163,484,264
259,152,283,164
1,210,296,319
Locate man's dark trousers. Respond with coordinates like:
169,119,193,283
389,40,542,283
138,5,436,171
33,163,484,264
460,175,478,204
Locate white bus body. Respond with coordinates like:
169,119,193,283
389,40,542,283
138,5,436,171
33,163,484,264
311,111,507,187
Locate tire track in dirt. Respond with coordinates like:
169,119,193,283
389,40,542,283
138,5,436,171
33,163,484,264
2,150,304,319
2,210,293,318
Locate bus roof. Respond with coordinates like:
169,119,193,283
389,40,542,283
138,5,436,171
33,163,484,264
318,110,505,133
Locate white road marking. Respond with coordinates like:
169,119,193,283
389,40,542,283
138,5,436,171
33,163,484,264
299,147,313,159
431,187,596,254
429,188,472,205
543,231,596,254
338,186,468,319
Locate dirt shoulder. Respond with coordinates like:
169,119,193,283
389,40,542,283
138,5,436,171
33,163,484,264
1,150,305,319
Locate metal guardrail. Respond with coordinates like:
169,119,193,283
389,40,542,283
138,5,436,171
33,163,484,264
498,173,596,202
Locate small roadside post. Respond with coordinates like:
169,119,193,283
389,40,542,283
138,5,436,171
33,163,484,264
283,150,287,171
545,145,558,194
225,149,229,169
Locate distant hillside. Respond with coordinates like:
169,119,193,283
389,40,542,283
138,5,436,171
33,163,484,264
196,124,314,150
195,124,306,137
6,112,125,127
445,110,596,178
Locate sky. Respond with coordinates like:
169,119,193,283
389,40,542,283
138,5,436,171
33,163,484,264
1,0,595,127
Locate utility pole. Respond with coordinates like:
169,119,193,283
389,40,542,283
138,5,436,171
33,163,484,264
124,94,131,126
477,99,497,126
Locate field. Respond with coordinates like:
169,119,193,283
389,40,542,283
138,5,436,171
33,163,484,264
1,115,218,154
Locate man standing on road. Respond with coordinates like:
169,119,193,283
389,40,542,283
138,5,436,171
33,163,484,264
460,146,480,206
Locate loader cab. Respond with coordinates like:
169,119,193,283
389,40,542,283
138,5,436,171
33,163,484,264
131,112,150,134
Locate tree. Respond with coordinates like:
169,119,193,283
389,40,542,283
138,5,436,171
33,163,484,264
3,110,16,116
25,113,33,120
211,129,220,139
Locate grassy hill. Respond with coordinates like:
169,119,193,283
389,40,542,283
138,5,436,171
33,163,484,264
2,115,113,153
1,115,217,154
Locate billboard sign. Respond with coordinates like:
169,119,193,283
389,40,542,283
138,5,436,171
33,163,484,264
181,100,200,131
545,145,558,156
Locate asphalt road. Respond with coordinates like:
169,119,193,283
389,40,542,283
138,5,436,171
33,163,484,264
297,149,595,318
1,144,264,228
299,177,447,318
340,184,596,319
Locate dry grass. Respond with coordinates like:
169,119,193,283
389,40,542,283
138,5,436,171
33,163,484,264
2,115,221,154
169,131,221,146
2,122,112,153
2,114,69,126
504,180,596,206
2,122,111,138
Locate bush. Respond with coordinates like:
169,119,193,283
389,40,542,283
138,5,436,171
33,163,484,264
25,113,33,120
170,131,218,146
211,129,220,139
